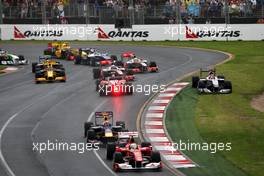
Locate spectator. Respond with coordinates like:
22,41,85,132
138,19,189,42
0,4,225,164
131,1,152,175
21,2,28,18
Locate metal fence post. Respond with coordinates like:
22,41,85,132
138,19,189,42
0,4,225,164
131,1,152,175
86,0,90,24
176,0,181,24
224,0,230,24
41,0,47,24
129,0,134,27
0,0,3,24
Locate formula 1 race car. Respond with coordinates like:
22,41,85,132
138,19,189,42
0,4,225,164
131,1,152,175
192,68,232,94
83,111,127,144
43,42,78,61
106,132,162,172
93,65,135,81
0,49,28,65
32,55,63,73
114,52,158,73
96,76,133,96
126,59,158,73
74,48,117,66
32,56,66,83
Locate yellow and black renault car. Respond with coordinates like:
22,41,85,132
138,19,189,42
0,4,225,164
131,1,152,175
34,59,66,84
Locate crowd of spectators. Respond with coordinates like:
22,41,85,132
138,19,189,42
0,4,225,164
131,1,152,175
1,0,264,23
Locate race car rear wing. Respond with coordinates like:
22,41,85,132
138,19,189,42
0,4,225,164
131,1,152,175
118,132,138,139
199,68,216,77
94,111,113,125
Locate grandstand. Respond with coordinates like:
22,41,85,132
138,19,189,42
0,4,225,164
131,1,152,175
0,0,263,24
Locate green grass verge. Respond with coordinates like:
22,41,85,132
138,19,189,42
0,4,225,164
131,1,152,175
165,42,264,176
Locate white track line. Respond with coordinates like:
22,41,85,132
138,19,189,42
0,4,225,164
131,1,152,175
0,66,95,176
0,113,17,176
86,100,117,176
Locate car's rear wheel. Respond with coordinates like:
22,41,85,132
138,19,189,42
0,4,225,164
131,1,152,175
87,129,96,142
116,121,125,129
112,126,122,133
114,152,124,163
32,62,38,73
192,76,199,88
198,80,206,89
106,142,116,160
93,68,101,79
141,142,151,148
224,81,232,93
84,122,93,137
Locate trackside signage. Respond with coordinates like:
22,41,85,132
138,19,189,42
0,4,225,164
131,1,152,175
97,27,149,40
1,24,264,41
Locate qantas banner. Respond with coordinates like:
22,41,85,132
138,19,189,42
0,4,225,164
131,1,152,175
1,24,264,41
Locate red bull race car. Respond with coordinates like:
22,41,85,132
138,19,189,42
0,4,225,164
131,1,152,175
106,132,162,172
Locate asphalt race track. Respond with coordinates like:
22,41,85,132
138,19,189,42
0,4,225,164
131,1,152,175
0,43,227,176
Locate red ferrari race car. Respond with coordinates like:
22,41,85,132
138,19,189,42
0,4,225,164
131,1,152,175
93,65,135,81
96,76,133,96
106,132,162,172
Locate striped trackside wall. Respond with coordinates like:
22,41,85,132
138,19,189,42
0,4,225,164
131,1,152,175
143,82,196,169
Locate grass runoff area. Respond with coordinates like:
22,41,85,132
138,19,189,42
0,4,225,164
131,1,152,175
1,40,263,175
164,42,264,176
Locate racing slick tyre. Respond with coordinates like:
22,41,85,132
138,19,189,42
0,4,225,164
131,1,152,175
192,76,200,88
90,58,96,67
95,80,100,91
84,122,93,137
224,81,232,93
151,151,161,163
93,68,101,79
106,142,116,160
111,55,117,61
44,49,52,56
87,129,96,142
197,80,206,89
116,121,125,129
32,62,38,73
141,142,151,148
114,61,124,67
114,152,125,163
112,126,122,133
126,70,134,75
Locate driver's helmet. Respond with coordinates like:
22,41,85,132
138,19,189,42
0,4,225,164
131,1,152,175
90,48,95,53
208,69,214,75
133,58,140,63
103,120,110,127
130,143,138,150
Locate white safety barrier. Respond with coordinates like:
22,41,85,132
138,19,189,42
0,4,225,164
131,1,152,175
1,24,264,41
